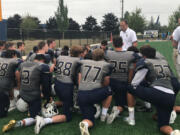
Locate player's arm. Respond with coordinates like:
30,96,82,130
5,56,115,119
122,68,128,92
128,53,140,83
173,40,178,48
131,68,148,88
132,31,138,47
132,41,138,47
50,63,55,73
131,58,149,87
78,73,82,85
73,62,82,86
15,59,23,90
128,64,135,84
50,50,56,65
15,70,21,90
77,61,83,85
52,50,56,65
53,58,56,65
102,76,110,87
102,64,113,87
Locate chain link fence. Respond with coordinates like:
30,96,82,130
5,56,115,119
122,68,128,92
7,28,112,47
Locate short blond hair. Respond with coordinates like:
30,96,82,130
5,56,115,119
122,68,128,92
92,48,104,61
70,45,83,57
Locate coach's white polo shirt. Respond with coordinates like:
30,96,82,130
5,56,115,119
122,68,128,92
173,26,180,53
120,28,137,51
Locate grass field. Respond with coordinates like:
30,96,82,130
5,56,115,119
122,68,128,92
1,40,180,135
11,38,102,54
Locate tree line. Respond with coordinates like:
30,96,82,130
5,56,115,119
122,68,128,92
6,0,180,39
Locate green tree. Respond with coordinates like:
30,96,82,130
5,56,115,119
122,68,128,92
124,11,130,21
101,13,119,33
159,25,168,33
20,15,39,38
7,14,22,39
124,8,146,33
68,18,80,31
20,15,39,30
55,0,69,38
7,14,22,28
168,6,180,32
82,16,100,31
46,16,58,30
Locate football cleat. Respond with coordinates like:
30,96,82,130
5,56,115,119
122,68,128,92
170,110,177,124
35,116,46,134
171,130,180,135
124,117,135,126
94,104,101,119
79,122,90,135
2,120,16,132
107,106,120,124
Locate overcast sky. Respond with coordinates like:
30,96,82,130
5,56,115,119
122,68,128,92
1,0,180,25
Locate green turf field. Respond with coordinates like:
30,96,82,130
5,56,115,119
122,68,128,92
1,41,180,135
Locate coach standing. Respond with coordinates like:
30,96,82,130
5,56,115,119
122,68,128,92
172,20,180,80
120,20,138,51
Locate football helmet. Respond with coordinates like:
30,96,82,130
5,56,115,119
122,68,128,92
41,101,59,118
16,98,28,112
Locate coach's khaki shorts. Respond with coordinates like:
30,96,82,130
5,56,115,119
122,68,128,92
173,48,180,80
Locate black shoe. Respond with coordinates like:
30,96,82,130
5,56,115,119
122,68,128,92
136,106,153,112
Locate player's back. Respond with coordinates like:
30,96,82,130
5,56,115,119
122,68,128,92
106,50,136,82
0,57,20,92
55,55,80,84
145,58,173,90
19,61,45,102
78,59,112,91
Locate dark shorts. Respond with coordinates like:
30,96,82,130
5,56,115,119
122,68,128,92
41,73,52,101
26,98,41,118
110,78,128,107
54,80,74,122
78,87,112,123
171,77,180,96
127,85,175,128
0,92,10,118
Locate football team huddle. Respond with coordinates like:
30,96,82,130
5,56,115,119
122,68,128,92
0,37,180,135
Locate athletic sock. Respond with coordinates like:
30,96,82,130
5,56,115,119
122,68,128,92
94,104,100,108
44,118,53,125
82,121,89,128
144,102,151,109
22,118,35,126
128,107,135,120
102,108,108,116
116,109,120,115
14,121,23,127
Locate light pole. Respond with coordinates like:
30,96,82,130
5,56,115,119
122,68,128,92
121,0,124,19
